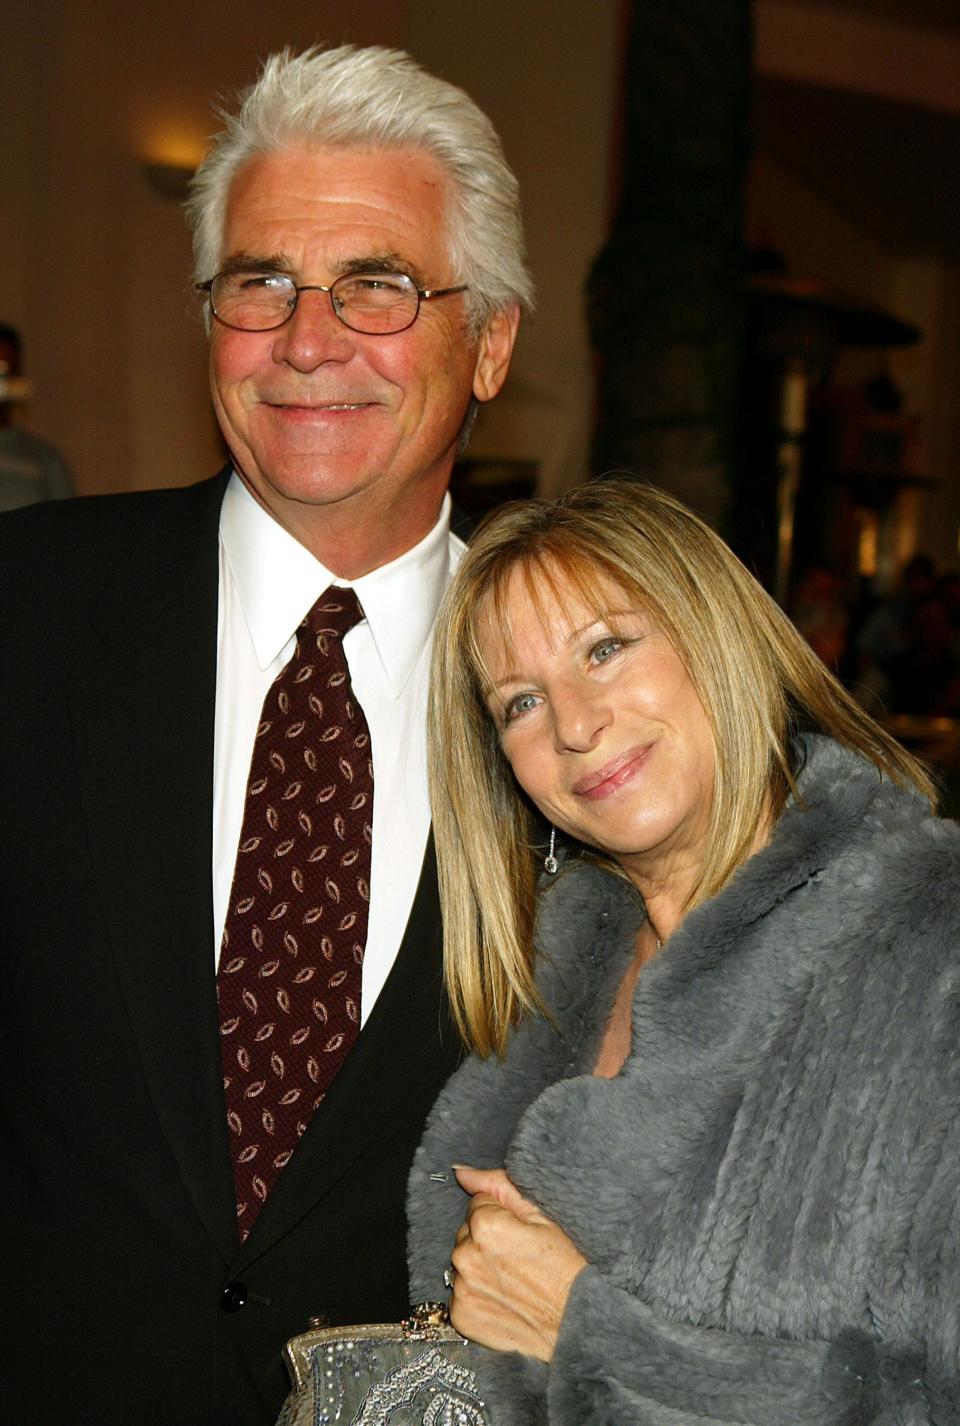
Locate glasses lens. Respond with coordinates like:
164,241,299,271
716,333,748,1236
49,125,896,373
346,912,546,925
333,273,419,334
211,273,296,331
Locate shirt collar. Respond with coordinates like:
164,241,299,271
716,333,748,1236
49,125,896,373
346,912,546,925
219,471,458,695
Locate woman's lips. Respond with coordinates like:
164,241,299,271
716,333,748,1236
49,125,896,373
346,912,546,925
572,743,653,800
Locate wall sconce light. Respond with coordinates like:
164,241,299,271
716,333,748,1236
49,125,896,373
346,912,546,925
141,162,196,201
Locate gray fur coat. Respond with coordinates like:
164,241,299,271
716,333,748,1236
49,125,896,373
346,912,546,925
407,736,960,1425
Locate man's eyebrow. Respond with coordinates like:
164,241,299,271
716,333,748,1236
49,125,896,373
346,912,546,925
214,250,428,286
336,252,425,284
217,251,294,278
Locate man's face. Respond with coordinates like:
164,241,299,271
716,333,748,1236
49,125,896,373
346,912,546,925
209,145,517,568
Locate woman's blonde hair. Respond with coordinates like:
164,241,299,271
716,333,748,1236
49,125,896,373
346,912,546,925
429,479,935,1057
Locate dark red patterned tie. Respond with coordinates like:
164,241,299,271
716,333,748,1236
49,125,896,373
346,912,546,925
217,587,373,1240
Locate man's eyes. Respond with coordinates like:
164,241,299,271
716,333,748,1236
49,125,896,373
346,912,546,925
236,273,292,291
350,275,408,290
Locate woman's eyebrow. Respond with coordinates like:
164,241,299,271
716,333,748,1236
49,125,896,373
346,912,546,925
485,620,613,693
488,669,525,694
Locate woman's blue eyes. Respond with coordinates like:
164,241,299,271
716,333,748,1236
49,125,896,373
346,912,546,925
591,637,622,663
500,635,625,725
503,692,540,723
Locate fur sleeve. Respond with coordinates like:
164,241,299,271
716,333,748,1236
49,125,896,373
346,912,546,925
408,863,642,1306
407,998,577,1304
543,908,960,1426
546,1263,960,1425
549,1267,867,1424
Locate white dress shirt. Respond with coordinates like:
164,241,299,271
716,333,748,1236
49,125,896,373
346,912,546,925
213,474,464,1022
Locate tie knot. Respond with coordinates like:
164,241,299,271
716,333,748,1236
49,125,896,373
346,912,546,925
300,586,366,652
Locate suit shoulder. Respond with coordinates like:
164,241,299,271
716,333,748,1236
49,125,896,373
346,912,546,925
0,473,228,585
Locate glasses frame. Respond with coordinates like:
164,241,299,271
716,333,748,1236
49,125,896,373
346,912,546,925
195,269,469,335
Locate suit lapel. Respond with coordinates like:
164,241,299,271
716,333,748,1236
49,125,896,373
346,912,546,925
71,472,239,1264
233,833,457,1268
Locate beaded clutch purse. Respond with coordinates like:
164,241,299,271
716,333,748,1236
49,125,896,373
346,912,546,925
276,1302,489,1426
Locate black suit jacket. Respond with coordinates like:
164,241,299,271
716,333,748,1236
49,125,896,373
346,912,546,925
0,473,461,1425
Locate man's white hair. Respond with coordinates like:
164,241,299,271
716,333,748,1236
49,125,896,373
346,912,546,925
186,44,533,333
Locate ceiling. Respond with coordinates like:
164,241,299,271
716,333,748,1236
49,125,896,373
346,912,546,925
755,54,960,264
808,0,960,35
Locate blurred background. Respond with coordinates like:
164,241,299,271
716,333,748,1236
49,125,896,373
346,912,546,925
4,0,959,792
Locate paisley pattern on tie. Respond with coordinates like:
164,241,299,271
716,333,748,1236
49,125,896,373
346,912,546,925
217,588,373,1240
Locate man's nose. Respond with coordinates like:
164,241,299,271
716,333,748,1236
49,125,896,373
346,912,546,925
270,289,354,369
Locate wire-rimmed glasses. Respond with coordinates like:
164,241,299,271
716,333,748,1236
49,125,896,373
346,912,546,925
196,269,469,335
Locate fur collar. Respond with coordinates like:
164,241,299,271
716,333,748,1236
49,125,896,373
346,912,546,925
534,733,927,1019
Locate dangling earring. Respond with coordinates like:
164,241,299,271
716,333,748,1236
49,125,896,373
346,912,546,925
544,827,559,875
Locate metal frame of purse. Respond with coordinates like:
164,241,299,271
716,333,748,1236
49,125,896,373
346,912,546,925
277,1302,489,1425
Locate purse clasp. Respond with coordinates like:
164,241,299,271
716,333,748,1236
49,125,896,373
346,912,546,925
402,1301,450,1339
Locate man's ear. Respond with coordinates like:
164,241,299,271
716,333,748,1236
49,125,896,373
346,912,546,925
472,303,521,404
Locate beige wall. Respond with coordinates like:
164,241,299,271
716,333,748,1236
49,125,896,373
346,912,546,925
3,0,621,498
405,0,623,496
3,0,407,494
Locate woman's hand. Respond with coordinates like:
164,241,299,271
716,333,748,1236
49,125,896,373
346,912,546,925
448,1165,587,1362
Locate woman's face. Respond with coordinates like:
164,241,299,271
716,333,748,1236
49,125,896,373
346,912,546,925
477,564,717,893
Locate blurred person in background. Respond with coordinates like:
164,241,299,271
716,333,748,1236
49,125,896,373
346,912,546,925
855,552,958,714
0,323,74,510
788,562,849,672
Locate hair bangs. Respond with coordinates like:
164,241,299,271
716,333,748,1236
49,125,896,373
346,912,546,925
462,532,660,710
